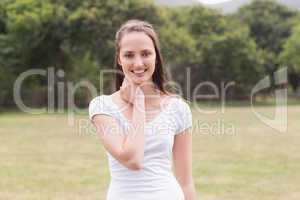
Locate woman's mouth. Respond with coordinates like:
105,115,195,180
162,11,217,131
131,69,147,77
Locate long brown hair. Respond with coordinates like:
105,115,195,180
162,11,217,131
114,19,169,94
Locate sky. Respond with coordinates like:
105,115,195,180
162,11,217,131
197,0,232,5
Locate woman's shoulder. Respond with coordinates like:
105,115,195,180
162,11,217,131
88,93,117,120
164,94,193,133
166,94,190,107
89,93,116,110
89,91,118,104
161,94,191,119
89,94,106,105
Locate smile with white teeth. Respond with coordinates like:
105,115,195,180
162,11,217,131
131,69,147,74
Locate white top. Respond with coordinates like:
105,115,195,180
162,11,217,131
89,94,192,200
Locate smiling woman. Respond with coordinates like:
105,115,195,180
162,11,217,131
114,20,167,93
118,31,156,85
89,20,197,200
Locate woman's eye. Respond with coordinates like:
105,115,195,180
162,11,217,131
124,54,133,58
142,52,151,57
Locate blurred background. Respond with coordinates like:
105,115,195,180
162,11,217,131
0,0,299,199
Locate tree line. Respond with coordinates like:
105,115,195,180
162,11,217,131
0,0,299,109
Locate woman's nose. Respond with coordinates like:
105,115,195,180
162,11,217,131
133,56,143,67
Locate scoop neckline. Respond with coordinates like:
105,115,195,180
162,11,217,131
106,95,175,125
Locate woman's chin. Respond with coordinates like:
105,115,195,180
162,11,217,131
126,74,152,85
132,79,144,85
132,76,150,85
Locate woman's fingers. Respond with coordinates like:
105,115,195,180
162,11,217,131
120,77,137,104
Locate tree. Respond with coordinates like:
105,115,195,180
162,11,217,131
279,24,300,94
0,0,164,108
236,0,298,89
166,6,263,99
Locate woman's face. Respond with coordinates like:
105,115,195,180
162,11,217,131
118,31,156,85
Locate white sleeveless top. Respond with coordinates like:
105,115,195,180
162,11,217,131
89,95,192,200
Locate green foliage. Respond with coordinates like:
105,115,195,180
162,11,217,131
68,51,100,87
64,0,162,68
201,21,263,84
0,0,165,107
236,0,298,77
158,7,198,65
165,6,263,97
280,24,300,73
0,0,300,108
237,0,297,53
0,0,72,94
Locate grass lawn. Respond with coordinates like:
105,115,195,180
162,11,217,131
0,104,299,200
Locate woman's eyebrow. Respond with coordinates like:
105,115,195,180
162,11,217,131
122,50,134,54
141,49,152,52
122,49,152,53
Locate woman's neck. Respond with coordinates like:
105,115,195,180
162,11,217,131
115,80,165,107
139,81,165,106
140,80,159,94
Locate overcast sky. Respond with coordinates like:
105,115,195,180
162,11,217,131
197,0,232,4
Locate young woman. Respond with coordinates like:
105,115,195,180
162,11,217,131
89,19,197,200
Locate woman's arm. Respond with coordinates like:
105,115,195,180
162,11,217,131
91,88,145,171
121,87,146,168
173,128,197,200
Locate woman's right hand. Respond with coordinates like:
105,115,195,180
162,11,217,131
120,77,139,105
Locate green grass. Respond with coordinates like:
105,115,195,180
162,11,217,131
1,105,300,200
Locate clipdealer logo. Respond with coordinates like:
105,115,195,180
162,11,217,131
250,67,288,133
12,67,289,134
